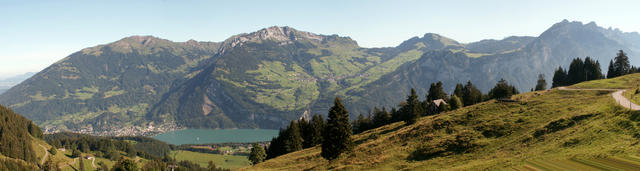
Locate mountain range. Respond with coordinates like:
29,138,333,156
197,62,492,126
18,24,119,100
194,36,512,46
1,20,638,135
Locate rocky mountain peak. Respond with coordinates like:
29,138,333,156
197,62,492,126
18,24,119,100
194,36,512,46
218,26,325,53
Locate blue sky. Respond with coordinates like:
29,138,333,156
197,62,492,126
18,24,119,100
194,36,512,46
1,0,639,77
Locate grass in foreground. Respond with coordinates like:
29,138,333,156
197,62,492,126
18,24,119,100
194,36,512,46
244,73,640,170
171,150,251,169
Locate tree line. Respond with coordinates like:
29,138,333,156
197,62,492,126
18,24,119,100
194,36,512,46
552,50,638,88
44,132,172,161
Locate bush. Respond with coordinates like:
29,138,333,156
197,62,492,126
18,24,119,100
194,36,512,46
49,147,57,155
409,130,480,161
475,120,513,138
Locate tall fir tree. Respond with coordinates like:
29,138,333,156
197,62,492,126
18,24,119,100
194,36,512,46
488,79,518,99
552,66,568,88
321,97,353,160
372,107,391,127
584,57,603,81
309,114,325,147
453,83,464,104
283,120,303,153
462,81,483,106
265,129,286,159
607,59,615,78
567,58,585,84
401,88,423,125
427,81,448,101
611,50,631,78
535,74,547,91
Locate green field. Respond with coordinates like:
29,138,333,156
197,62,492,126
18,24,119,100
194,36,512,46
172,150,251,169
517,155,640,170
623,88,640,105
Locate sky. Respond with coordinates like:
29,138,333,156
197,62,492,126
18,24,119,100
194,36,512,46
1,0,639,78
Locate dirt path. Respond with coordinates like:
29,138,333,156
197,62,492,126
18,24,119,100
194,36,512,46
38,144,49,165
61,158,77,169
91,157,97,168
557,87,640,110
612,90,640,110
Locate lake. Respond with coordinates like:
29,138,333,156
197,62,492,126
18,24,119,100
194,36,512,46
152,129,279,145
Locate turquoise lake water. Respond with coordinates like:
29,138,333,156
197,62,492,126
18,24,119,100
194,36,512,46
152,129,279,145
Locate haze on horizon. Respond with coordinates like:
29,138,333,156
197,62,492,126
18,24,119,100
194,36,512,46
1,0,639,77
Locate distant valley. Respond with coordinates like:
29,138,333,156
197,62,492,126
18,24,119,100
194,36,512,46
0,72,34,94
0,20,639,135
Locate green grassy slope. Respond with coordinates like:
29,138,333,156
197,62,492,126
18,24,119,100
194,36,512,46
244,73,640,170
172,150,251,169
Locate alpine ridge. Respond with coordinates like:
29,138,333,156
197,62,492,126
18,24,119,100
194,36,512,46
1,21,639,135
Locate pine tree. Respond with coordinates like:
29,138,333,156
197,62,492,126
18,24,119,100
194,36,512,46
552,66,568,87
427,81,447,101
584,57,603,81
321,97,353,160
449,95,462,110
607,59,615,78
249,143,266,165
308,114,325,147
372,107,391,127
353,114,373,134
613,50,631,78
488,79,518,99
453,83,464,99
462,81,483,106
535,74,547,91
567,58,585,84
400,88,423,125
283,120,303,153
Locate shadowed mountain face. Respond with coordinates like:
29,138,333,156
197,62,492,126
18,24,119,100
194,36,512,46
1,21,639,134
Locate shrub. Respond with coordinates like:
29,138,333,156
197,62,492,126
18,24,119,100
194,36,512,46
409,130,480,161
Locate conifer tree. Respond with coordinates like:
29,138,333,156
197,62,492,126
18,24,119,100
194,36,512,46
584,57,603,81
283,120,303,153
462,81,482,106
567,58,585,84
611,50,631,78
488,79,518,99
400,88,423,125
308,114,325,147
552,66,568,87
372,107,391,127
453,83,464,99
249,143,266,165
353,114,373,134
427,81,447,101
535,74,547,91
321,97,353,160
607,59,615,78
